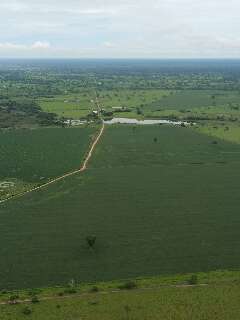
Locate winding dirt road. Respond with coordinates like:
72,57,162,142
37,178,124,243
0,122,105,205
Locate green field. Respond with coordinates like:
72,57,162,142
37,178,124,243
0,126,97,200
195,122,240,144
38,94,95,119
1,270,240,320
1,125,240,289
38,89,240,122
146,90,240,110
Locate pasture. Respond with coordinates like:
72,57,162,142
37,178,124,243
0,126,97,200
1,125,240,289
38,94,94,119
1,270,240,320
195,122,240,144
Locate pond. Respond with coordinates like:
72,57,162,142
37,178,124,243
104,118,191,126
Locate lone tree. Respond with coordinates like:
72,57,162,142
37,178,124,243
86,235,97,249
153,137,158,143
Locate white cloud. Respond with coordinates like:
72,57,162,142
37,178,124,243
0,41,51,51
0,0,240,58
31,41,51,49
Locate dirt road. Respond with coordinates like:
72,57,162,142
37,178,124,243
0,122,105,205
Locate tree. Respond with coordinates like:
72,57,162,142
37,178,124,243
86,235,96,248
153,137,158,143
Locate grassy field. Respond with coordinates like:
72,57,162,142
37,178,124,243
195,122,240,144
99,89,170,109
38,89,240,121
38,94,95,119
0,126,97,200
1,125,240,289
1,270,240,319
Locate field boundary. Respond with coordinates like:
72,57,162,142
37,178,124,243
0,123,105,205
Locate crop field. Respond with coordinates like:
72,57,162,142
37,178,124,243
1,125,240,289
142,90,240,112
0,126,97,200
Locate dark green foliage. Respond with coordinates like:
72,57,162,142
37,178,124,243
86,236,97,248
9,294,19,302
31,295,40,303
0,98,58,128
188,275,198,285
90,286,99,293
1,126,240,289
64,288,77,294
119,281,137,290
22,306,32,315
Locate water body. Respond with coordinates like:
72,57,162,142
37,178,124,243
104,118,191,126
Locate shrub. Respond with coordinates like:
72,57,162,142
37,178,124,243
188,274,198,285
31,295,39,303
8,294,19,304
86,235,97,248
1,290,8,295
64,288,77,294
119,281,137,290
90,286,99,293
9,294,19,302
22,306,32,315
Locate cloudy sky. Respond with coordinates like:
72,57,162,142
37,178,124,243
0,0,240,58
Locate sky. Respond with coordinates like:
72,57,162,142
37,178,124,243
0,0,240,58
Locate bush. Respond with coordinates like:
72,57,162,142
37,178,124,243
9,294,19,301
1,290,8,295
8,294,19,304
22,306,32,315
188,275,198,285
64,288,77,294
90,286,99,293
119,281,137,290
31,295,39,303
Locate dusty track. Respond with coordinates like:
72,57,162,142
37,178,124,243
0,123,105,205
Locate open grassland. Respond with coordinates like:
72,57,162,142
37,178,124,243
98,89,170,109
1,125,240,289
38,89,240,121
0,126,97,200
38,94,94,119
1,270,240,320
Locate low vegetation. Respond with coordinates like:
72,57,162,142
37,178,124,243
1,270,240,320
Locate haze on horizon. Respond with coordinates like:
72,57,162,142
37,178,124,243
1,0,240,59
